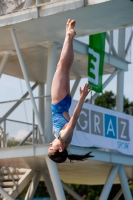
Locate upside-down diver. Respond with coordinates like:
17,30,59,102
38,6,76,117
48,19,94,163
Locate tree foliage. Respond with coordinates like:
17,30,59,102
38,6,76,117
94,91,115,110
18,181,133,200
64,184,103,200
94,91,133,115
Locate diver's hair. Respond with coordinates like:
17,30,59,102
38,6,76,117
48,149,94,163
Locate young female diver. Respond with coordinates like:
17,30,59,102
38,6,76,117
48,19,94,163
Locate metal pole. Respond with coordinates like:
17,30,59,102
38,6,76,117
32,110,35,145
118,165,132,200
38,83,44,143
106,32,117,57
125,31,133,57
0,94,50,104
71,76,81,98
92,69,120,102
3,120,6,147
22,0,33,9
112,188,123,200
18,130,33,146
116,28,125,112
25,170,42,200
62,181,84,200
0,52,10,78
116,70,124,112
46,156,66,200
0,82,38,124
99,165,119,200
10,28,45,143
42,170,57,200
45,43,57,143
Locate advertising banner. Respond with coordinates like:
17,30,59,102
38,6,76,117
88,33,106,92
70,100,133,155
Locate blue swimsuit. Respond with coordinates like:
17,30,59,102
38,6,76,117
51,94,72,143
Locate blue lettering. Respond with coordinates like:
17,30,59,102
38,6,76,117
117,141,129,149
104,114,117,139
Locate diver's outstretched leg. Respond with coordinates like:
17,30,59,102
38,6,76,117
51,19,76,103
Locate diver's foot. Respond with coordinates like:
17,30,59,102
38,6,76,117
66,19,76,38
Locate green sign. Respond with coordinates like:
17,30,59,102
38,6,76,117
88,33,106,92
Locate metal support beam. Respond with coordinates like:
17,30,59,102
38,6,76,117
5,167,18,188
125,31,133,57
10,28,45,143
18,130,33,146
116,28,125,112
0,52,10,78
23,0,33,9
92,69,120,102
118,165,132,200
38,83,45,126
112,188,123,200
42,170,57,200
99,165,119,200
46,156,66,200
116,70,124,112
45,43,57,143
0,187,14,200
32,110,35,145
71,76,81,98
106,32,117,57
0,82,38,124
25,170,42,200
62,181,83,200
6,169,35,199
38,83,45,143
118,29,126,58
59,40,128,70
109,31,113,55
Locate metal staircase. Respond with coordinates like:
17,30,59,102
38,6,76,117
0,167,34,200
0,127,35,199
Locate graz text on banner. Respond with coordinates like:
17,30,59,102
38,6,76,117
70,100,133,155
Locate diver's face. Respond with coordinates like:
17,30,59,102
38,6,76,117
49,139,62,151
48,138,67,154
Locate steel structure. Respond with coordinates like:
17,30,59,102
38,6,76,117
0,0,133,199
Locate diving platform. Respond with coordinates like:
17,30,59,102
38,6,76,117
0,0,132,82
0,144,133,185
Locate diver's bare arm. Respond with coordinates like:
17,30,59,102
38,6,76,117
68,83,91,129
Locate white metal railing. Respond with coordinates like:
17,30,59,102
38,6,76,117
0,0,26,16
0,0,55,16
0,118,41,147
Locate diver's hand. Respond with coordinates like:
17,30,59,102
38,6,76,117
79,83,91,99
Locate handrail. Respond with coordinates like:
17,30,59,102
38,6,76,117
0,0,58,17
0,95,51,104
0,118,37,126
0,0,39,17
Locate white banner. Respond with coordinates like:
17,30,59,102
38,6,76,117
70,100,133,155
